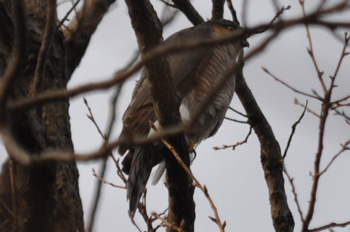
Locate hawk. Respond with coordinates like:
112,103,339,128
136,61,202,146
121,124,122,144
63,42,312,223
118,19,248,214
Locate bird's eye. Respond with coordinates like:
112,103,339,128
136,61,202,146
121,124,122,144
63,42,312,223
226,25,233,31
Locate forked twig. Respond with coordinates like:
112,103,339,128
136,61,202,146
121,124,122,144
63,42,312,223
213,126,252,150
92,169,126,189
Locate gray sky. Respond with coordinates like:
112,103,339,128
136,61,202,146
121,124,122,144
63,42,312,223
1,0,349,231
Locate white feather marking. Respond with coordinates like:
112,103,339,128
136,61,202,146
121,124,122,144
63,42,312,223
179,103,190,122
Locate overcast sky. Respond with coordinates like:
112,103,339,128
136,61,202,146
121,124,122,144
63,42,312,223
1,0,350,231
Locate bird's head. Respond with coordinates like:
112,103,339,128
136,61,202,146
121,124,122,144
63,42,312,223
202,19,249,48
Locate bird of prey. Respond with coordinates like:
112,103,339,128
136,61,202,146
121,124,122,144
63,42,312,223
118,19,248,214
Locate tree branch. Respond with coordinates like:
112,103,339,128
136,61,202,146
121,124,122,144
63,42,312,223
172,0,204,25
211,0,225,20
235,68,294,232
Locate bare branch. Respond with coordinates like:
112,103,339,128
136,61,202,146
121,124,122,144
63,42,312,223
57,0,81,28
299,0,327,93
211,0,225,20
92,169,126,189
330,32,350,80
226,0,239,24
294,98,320,118
171,0,204,25
283,101,308,159
309,221,350,232
250,5,291,35
319,140,350,176
213,126,252,150
228,106,247,117
236,67,294,231
283,164,305,224
303,15,350,231
262,67,322,101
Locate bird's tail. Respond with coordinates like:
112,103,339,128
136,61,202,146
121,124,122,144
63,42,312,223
127,144,163,215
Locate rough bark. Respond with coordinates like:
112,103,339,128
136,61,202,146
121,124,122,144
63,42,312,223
211,0,225,20
0,1,90,231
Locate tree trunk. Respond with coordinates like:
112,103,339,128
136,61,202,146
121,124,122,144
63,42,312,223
0,1,84,231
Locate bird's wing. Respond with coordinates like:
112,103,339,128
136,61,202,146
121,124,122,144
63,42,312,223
166,26,215,98
118,26,215,155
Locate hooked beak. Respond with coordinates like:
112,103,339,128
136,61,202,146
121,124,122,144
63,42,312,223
241,39,249,48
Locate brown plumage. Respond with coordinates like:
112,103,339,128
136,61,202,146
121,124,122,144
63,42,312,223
118,19,248,214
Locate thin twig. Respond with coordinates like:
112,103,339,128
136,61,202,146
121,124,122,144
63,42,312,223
85,83,124,232
309,221,350,232
283,101,308,159
299,0,327,93
294,98,320,118
113,157,127,184
92,169,126,189
252,5,291,35
228,106,247,117
283,163,305,224
57,0,81,28
224,117,248,124
318,140,350,176
330,33,350,80
262,67,322,101
213,126,252,150
84,98,105,139
330,94,350,107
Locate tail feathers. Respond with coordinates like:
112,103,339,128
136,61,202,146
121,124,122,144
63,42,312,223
151,161,166,185
127,144,163,215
